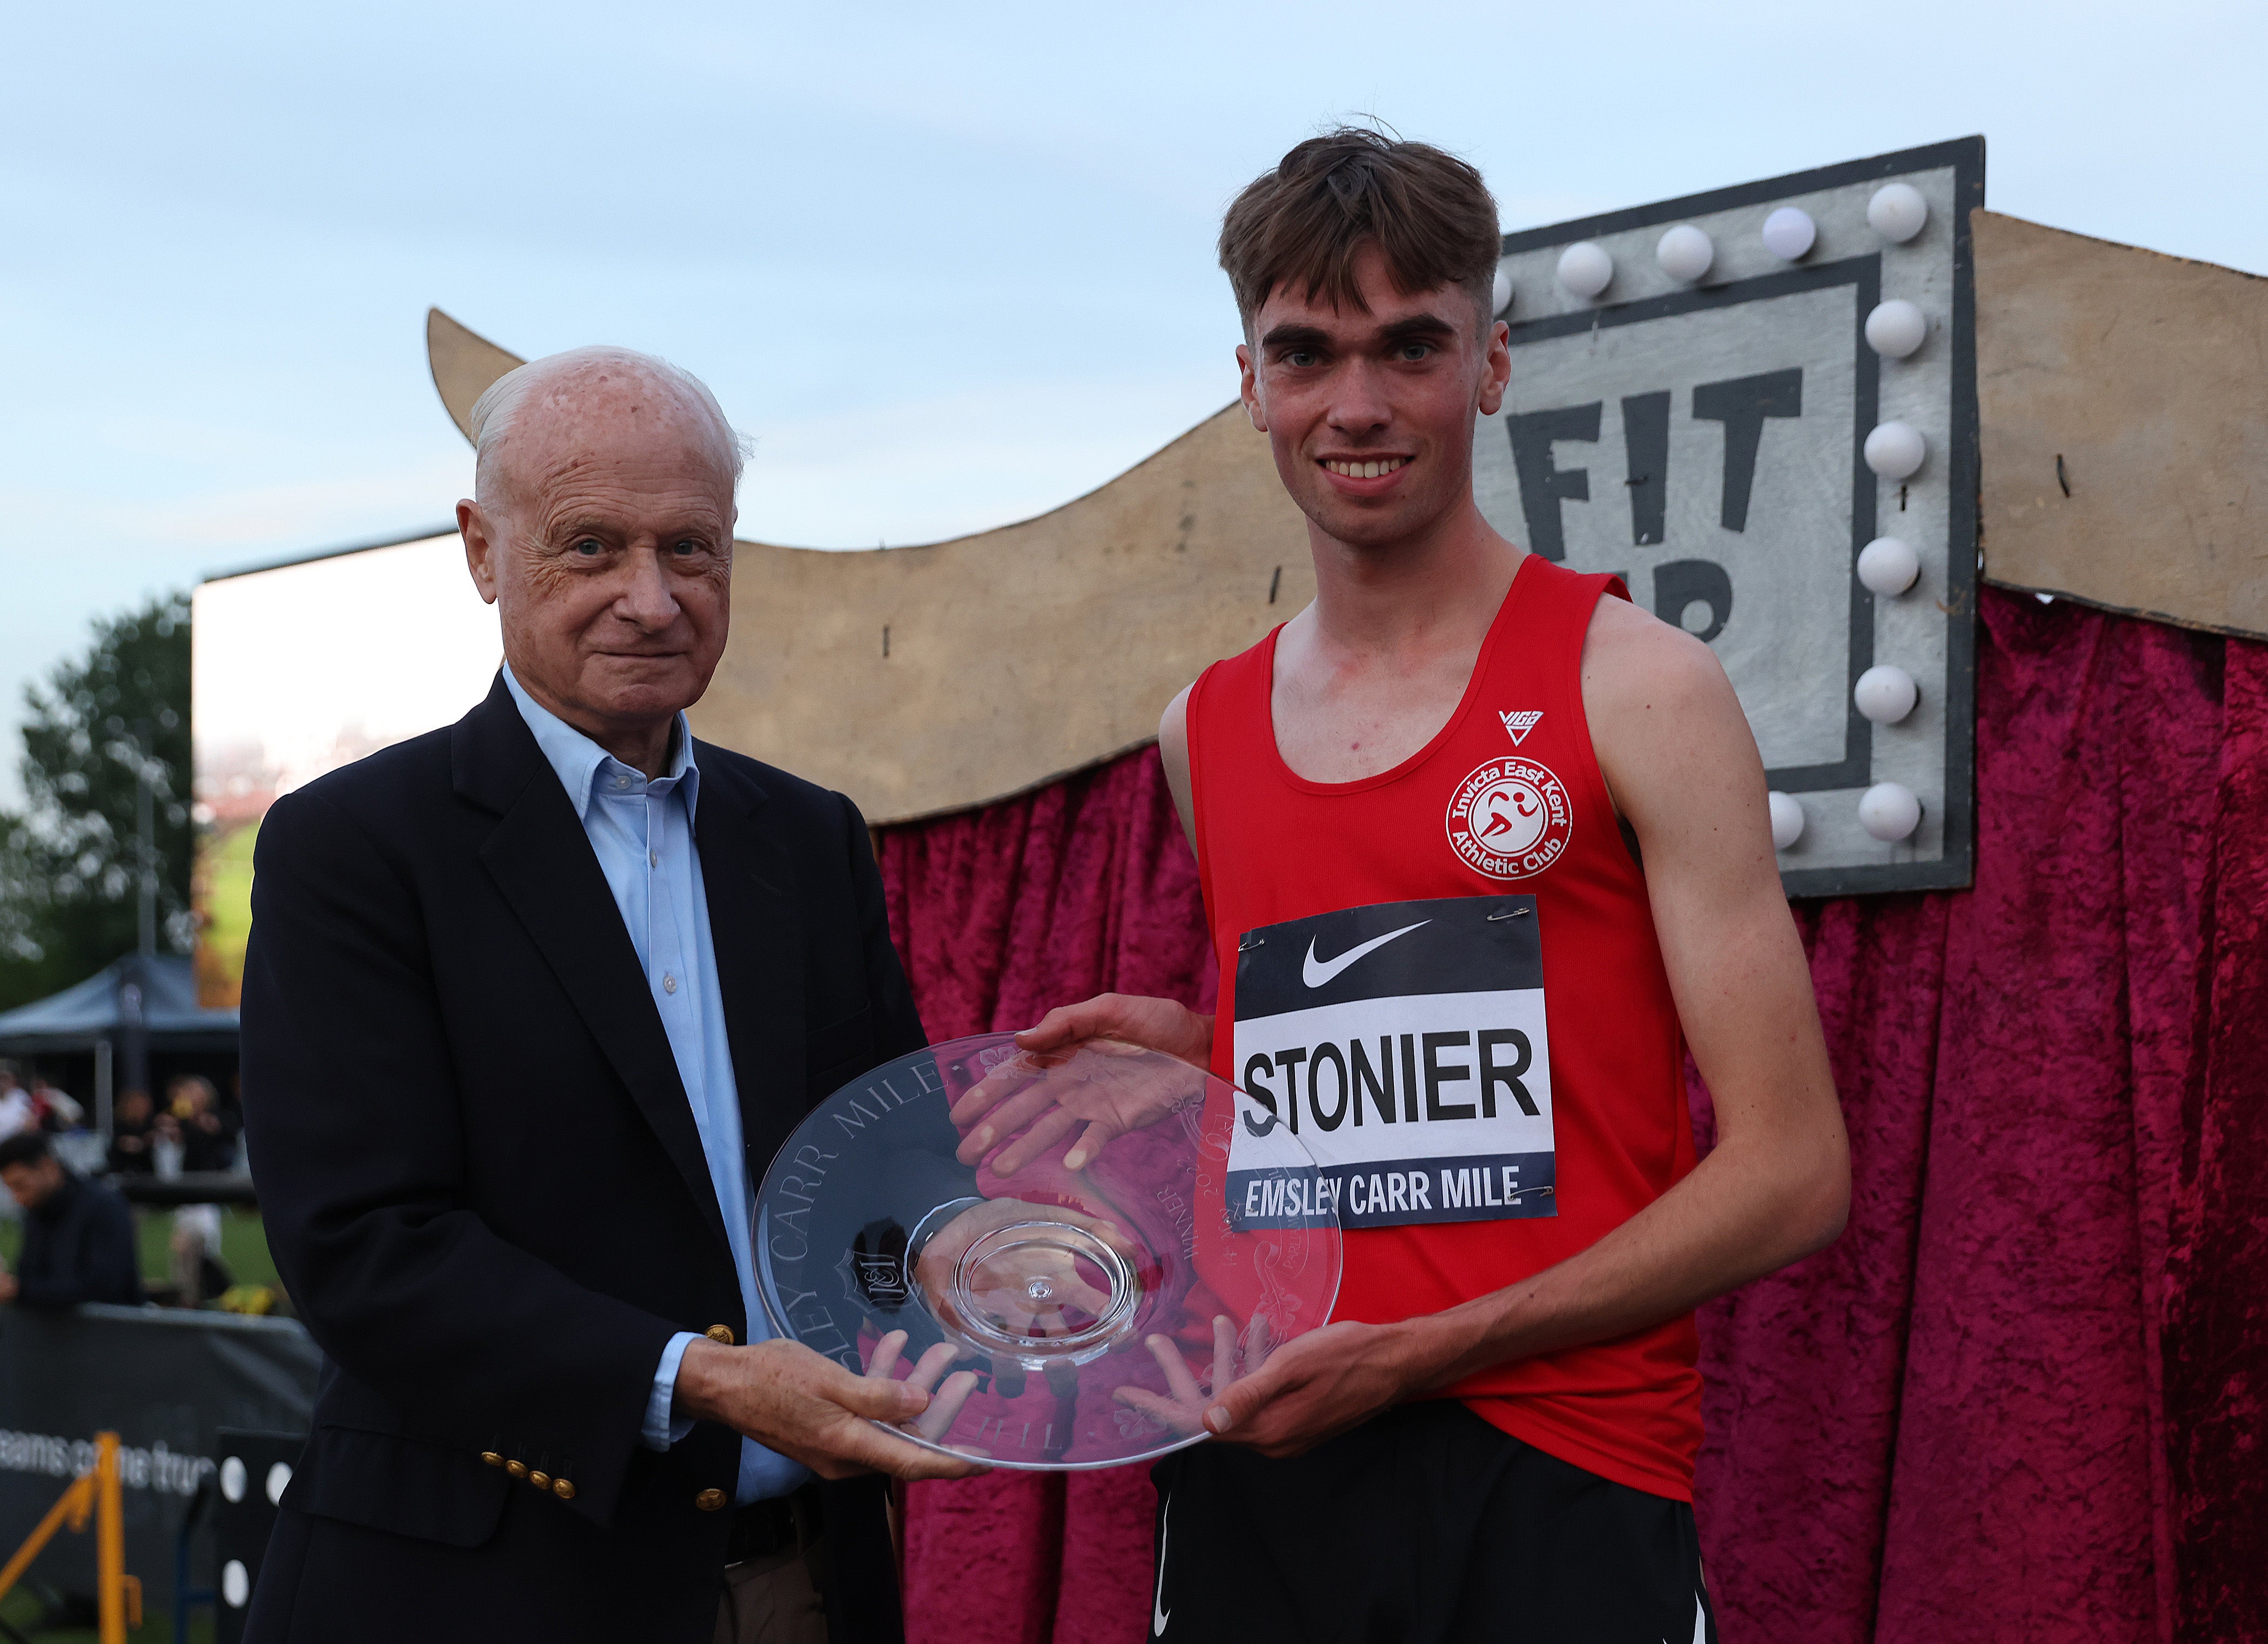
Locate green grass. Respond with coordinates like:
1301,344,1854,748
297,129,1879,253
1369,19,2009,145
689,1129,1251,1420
194,820,259,1006
1,1206,279,1299
0,1582,215,1643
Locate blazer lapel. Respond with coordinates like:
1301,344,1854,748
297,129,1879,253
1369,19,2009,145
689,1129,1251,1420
690,751,810,1183
456,679,734,1262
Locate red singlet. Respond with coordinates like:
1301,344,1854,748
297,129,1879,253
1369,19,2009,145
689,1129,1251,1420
1187,552,1702,1500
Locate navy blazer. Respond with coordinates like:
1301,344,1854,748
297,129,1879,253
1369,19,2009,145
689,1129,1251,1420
240,675,925,1644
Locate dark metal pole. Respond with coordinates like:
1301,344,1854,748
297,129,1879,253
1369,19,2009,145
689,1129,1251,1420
118,961,149,1110
135,721,156,959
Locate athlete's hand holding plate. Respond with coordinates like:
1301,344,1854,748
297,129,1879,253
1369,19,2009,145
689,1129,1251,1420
753,1032,1341,1469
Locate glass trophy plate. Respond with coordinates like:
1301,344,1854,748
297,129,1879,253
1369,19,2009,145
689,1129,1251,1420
754,1032,1341,1469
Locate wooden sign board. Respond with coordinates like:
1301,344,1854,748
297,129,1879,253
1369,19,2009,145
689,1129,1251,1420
1475,138,1984,895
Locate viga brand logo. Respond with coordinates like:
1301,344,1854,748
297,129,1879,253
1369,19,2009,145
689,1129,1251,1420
1446,756,1573,880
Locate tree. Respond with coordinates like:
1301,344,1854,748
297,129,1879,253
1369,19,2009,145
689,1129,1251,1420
0,593,193,1010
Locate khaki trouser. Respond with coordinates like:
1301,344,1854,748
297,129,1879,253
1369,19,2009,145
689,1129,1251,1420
714,1536,827,1644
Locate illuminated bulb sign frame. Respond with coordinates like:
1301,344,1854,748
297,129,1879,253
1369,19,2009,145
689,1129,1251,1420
1476,137,1982,897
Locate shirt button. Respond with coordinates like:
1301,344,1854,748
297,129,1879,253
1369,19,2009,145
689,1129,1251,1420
649,849,660,867
663,973,678,995
613,774,629,790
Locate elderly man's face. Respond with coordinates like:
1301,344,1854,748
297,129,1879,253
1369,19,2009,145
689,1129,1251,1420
460,366,736,759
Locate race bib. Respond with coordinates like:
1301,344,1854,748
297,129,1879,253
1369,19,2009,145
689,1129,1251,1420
1225,896,1556,1231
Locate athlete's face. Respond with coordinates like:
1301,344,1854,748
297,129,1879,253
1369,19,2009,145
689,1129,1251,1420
1237,241,1511,553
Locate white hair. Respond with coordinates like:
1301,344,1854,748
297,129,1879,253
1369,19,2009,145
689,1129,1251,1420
467,345,752,507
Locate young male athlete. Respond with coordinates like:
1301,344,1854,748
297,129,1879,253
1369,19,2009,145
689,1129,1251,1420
1010,130,1851,1641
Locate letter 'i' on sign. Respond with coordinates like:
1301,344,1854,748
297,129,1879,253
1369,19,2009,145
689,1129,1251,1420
1473,138,1981,898
1621,392,1669,546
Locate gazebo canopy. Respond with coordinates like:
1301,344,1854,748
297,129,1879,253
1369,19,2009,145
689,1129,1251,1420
0,954,239,1055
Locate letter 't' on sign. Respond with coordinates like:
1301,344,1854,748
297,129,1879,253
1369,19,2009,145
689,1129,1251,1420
1692,368,1803,533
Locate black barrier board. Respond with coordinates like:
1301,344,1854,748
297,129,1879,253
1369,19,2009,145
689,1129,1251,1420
0,1305,319,1626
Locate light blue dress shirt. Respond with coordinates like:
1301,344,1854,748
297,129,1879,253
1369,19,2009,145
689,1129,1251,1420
504,667,809,1505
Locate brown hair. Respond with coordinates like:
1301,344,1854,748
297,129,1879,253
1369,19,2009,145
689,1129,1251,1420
1218,127,1501,328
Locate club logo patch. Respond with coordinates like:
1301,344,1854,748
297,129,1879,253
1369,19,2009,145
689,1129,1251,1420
1447,757,1573,880
1499,710,1542,746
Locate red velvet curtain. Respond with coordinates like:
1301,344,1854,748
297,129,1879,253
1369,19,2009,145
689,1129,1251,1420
875,589,2267,1644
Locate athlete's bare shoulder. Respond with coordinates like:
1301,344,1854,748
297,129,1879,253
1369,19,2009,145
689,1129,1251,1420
1159,682,1197,850
1577,592,1768,846
1579,592,1726,721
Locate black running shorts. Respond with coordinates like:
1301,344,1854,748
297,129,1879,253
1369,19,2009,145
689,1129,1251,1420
1145,1400,1715,1643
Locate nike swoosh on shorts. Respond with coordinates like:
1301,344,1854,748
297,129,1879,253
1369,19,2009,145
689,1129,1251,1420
1152,1493,1171,1635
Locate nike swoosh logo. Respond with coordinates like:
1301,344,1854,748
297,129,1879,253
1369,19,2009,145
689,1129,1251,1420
1152,1493,1171,1635
1301,920,1430,989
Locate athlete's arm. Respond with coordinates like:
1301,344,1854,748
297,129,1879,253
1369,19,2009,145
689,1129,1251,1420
1199,599,1849,1457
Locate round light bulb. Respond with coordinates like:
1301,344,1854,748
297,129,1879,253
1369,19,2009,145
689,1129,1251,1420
266,1461,294,1505
1556,241,1613,299
222,1561,251,1609
1492,265,1513,317
1656,223,1714,283
1854,665,1919,724
1864,298,1927,358
1768,791,1806,850
1864,420,1926,479
1868,182,1928,243
1761,206,1816,261
1856,536,1920,596
1858,782,1922,842
220,1456,247,1504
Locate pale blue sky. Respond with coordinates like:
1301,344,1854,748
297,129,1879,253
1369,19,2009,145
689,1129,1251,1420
3,0,2262,804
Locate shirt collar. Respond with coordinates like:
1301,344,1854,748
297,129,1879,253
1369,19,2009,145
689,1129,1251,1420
501,665,700,822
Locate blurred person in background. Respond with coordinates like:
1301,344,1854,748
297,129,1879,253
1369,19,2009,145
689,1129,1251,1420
162,1074,236,1304
31,1074,85,1131
0,1062,32,1142
150,1109,185,1177
0,1064,30,1231
171,1073,241,1171
168,1203,232,1306
0,1131,143,1310
108,1088,158,1174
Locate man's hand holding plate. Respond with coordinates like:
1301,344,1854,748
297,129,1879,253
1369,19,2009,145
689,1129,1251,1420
673,1333,987,1480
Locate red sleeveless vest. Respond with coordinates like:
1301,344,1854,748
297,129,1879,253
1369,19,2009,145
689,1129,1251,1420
1186,553,1702,1500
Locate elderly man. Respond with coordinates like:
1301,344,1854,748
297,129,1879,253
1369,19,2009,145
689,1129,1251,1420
241,348,975,1644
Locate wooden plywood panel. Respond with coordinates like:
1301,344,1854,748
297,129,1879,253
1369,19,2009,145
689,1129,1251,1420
427,308,525,442
696,408,1312,823
1976,211,2268,638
